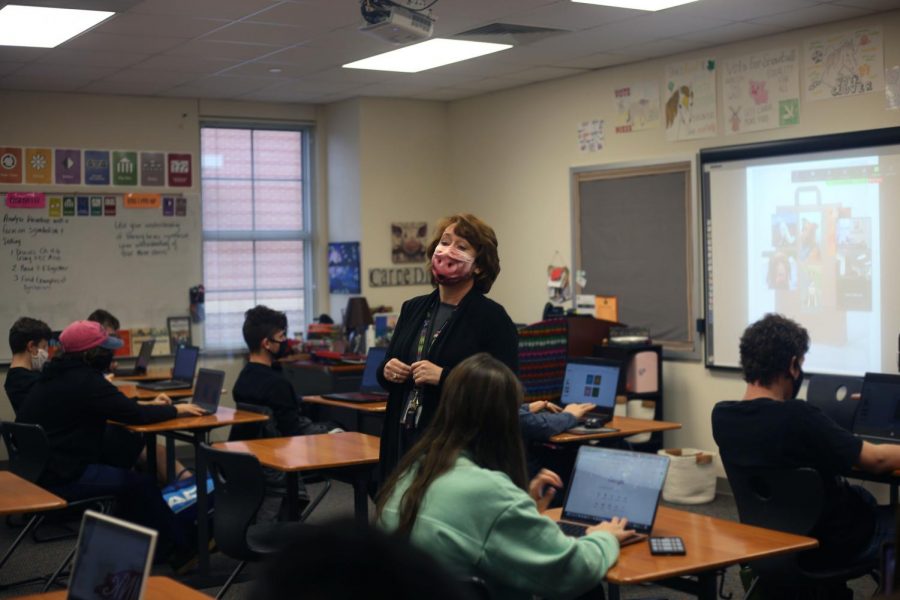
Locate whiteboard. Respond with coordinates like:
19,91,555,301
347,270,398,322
1,193,201,362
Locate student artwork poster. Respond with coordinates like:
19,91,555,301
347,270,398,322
664,58,717,142
805,26,883,101
746,155,880,373
722,48,800,135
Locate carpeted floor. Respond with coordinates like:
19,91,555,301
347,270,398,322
0,483,879,599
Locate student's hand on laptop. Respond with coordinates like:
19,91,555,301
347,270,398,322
528,469,564,512
175,403,208,417
152,393,173,406
564,403,597,420
384,359,411,384
410,360,443,386
589,517,635,543
528,401,548,413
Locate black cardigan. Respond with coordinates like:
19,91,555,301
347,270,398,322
376,288,518,482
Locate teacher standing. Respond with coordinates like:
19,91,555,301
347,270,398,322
377,213,518,483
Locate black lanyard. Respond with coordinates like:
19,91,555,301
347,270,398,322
401,300,456,429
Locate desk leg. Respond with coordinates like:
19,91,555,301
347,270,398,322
166,437,176,484
892,483,898,506
353,471,369,527
144,433,157,480
606,583,620,600
193,431,210,576
285,472,300,521
697,571,717,600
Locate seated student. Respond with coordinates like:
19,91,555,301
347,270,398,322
16,320,206,564
712,313,898,573
233,305,338,436
377,353,630,600
4,317,52,415
519,399,596,441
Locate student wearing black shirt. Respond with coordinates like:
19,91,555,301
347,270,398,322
712,313,900,572
233,305,337,436
17,320,205,563
4,317,52,414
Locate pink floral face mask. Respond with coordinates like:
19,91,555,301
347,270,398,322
431,244,475,286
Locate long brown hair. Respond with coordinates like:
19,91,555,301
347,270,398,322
375,353,528,537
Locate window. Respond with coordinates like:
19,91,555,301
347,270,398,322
200,125,312,350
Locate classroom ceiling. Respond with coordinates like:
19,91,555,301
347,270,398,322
0,0,898,103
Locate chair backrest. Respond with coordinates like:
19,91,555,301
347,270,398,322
725,464,824,583
228,402,279,442
806,374,864,431
0,421,50,483
200,444,267,562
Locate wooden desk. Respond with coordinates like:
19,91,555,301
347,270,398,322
546,506,817,600
0,472,66,516
302,395,387,413
115,408,268,577
549,416,681,443
301,394,386,435
17,576,209,599
116,383,195,400
112,368,172,382
214,432,379,525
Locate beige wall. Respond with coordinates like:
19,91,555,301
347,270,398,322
444,10,900,477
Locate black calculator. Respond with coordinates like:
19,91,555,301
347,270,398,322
649,536,685,555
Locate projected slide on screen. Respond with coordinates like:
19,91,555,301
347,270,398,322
702,132,900,375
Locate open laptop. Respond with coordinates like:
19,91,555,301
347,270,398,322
322,347,388,403
137,345,199,391
176,368,225,414
67,510,157,600
852,372,900,443
112,340,155,377
559,357,623,432
557,446,670,544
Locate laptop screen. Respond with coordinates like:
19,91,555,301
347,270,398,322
560,357,621,413
562,446,669,534
172,346,199,382
192,369,224,413
853,372,900,440
360,347,388,393
134,340,155,370
68,511,157,600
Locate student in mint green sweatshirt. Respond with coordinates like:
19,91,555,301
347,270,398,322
377,353,631,600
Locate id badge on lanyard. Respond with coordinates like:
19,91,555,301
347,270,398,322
400,302,453,429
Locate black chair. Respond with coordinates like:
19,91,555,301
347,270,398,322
0,421,112,592
806,374,864,431
725,464,873,596
228,402,331,522
201,444,308,600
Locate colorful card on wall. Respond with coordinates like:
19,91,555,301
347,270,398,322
163,196,174,216
723,48,800,135
577,119,604,152
167,153,192,187
805,26,883,101
84,150,111,185
5,192,45,209
664,58,718,141
90,196,102,216
175,196,186,216
25,148,52,184
104,196,117,216
48,197,61,217
595,295,618,322
63,196,75,216
141,152,165,186
112,151,138,185
0,148,23,184
124,193,161,208
55,149,81,184
614,82,660,133
77,196,89,216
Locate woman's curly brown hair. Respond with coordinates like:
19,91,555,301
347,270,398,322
427,214,500,293
739,313,809,386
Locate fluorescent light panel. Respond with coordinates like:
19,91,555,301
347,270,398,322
344,38,511,73
0,4,114,48
571,0,700,10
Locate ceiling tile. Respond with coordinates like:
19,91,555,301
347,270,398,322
218,60,321,79
411,87,472,101
616,37,710,59
37,49,149,69
676,21,789,44
548,52,633,70
247,1,360,32
164,39,285,61
506,2,639,31
160,75,274,98
829,0,900,9
0,62,25,77
2,65,117,91
200,22,312,47
95,13,230,39
132,54,243,74
0,47,49,63
751,4,874,28
77,79,178,96
502,65,587,82
665,0,822,21
131,0,281,20
62,32,185,54
103,69,200,86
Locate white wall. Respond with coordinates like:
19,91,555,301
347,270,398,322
444,10,900,473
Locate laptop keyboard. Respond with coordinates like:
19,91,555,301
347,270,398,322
558,522,588,538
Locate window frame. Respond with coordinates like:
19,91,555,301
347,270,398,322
199,120,316,352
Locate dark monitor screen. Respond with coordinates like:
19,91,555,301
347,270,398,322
853,372,900,440
171,346,199,382
134,340,155,370
360,347,387,393
192,369,224,413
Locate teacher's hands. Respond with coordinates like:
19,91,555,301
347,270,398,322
384,358,412,384
411,360,443,386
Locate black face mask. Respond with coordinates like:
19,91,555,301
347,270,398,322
266,338,290,360
791,368,804,399
85,347,114,373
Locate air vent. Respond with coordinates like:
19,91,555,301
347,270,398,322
454,22,568,46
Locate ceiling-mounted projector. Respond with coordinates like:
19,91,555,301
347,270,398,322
360,2,434,44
